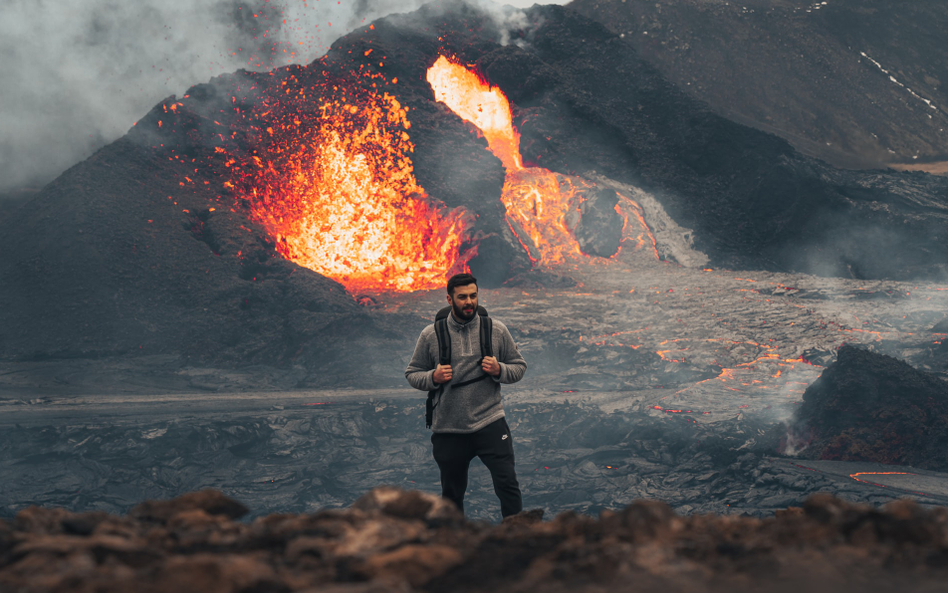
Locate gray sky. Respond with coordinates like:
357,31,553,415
0,0,566,193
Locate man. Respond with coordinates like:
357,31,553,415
405,273,527,518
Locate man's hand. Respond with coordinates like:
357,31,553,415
481,356,501,377
433,364,453,384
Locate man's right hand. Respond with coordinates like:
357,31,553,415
433,364,453,384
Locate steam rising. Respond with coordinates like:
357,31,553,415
0,0,563,194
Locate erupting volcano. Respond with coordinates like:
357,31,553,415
227,52,661,294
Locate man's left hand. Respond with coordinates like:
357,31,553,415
481,356,501,377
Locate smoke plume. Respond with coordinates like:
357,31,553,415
0,0,561,195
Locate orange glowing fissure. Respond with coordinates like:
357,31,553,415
849,472,929,496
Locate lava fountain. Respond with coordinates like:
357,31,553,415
229,53,657,294
232,81,475,293
426,55,658,266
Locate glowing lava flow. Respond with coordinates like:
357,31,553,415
426,55,657,266
235,85,474,293
427,56,523,172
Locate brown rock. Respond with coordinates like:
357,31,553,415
60,511,111,536
0,518,14,553
129,489,249,524
285,535,332,562
167,508,223,531
1,548,97,590
502,509,545,527
148,552,279,593
351,486,462,524
7,489,948,593
13,506,73,534
297,583,414,593
803,493,869,525
165,508,251,552
255,510,355,543
882,498,925,521
333,518,428,558
620,500,681,542
775,506,804,519
92,516,143,540
12,534,96,558
356,543,463,588
12,533,159,567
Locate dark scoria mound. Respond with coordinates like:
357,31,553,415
791,344,948,469
571,0,948,170
5,487,948,593
0,138,414,384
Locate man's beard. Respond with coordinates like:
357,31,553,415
451,301,476,321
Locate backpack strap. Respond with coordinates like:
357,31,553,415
479,315,493,359
426,317,451,429
434,317,451,366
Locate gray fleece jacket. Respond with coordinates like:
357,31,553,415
405,313,527,433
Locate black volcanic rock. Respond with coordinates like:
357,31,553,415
791,344,948,469
571,0,948,170
565,187,624,257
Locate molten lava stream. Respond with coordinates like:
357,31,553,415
427,56,523,172
236,88,475,293
427,55,658,266
502,168,583,265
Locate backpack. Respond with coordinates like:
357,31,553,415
426,305,493,428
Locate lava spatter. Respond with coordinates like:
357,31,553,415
229,79,475,293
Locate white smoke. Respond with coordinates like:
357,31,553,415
0,0,565,194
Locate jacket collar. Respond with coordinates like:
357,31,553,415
447,312,478,330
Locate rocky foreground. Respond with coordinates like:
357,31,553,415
4,487,948,592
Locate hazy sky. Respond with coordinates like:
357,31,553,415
0,0,567,193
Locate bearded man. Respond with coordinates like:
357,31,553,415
405,273,527,518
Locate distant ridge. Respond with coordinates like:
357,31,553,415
571,0,948,171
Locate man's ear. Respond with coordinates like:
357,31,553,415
446,293,452,304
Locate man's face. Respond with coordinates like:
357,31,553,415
448,283,478,321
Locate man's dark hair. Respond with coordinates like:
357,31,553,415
447,273,478,296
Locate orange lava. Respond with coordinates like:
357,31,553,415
426,55,658,266
850,472,915,488
426,56,523,172
235,84,474,292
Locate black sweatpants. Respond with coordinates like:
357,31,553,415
431,417,523,518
